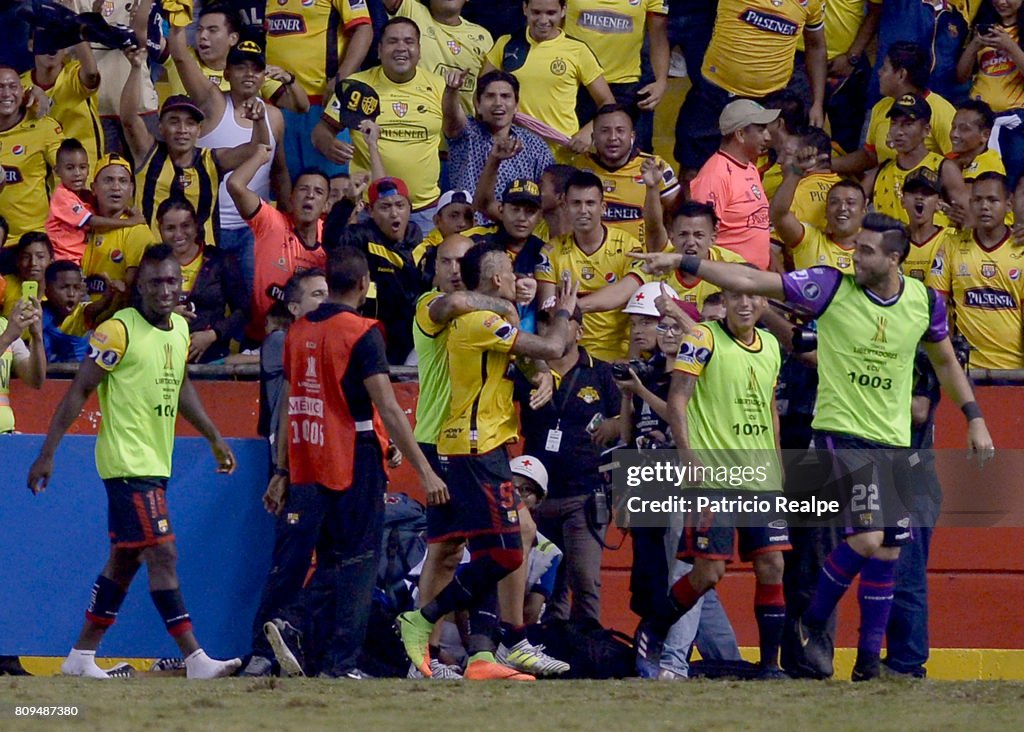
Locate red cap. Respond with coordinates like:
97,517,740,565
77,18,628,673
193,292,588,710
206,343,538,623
368,177,410,205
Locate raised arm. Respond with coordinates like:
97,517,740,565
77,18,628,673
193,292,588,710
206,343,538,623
336,23,373,84
265,65,311,114
510,277,579,360
119,47,156,165
4,299,45,388
629,251,787,300
637,12,669,112
213,98,271,172
578,275,641,314
428,289,518,326
227,143,274,220
803,26,827,127
771,147,826,248
641,157,669,253
167,24,219,117
473,136,522,222
358,120,387,181
443,68,469,139
74,40,100,91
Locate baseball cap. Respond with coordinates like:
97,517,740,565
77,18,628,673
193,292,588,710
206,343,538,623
437,190,472,212
501,178,542,207
719,99,780,136
94,152,133,176
332,78,381,129
509,455,549,499
227,39,266,69
902,167,941,195
160,95,204,122
368,177,410,205
887,94,931,122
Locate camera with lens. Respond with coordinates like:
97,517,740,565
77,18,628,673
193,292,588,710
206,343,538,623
791,325,818,353
612,358,655,382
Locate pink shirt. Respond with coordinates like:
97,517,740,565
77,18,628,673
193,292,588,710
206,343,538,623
689,151,770,270
45,184,93,265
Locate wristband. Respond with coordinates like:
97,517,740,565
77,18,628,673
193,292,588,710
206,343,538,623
274,467,289,478
961,401,983,422
554,309,571,320
678,254,701,276
284,74,295,86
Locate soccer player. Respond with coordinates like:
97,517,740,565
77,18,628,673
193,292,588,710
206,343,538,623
630,213,995,680
399,242,580,680
868,93,968,227
571,104,680,249
256,246,446,679
535,170,647,361
927,172,1024,370
642,281,788,678
0,64,63,242
27,244,242,680
771,149,866,273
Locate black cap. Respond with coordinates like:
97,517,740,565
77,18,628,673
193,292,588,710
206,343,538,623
501,178,541,207
331,79,381,130
887,94,931,122
77,11,138,51
160,95,205,122
902,167,941,195
227,39,266,69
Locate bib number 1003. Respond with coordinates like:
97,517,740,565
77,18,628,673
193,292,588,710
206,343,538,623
291,419,324,447
847,371,891,390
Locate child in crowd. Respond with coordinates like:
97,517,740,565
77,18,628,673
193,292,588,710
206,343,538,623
40,260,120,363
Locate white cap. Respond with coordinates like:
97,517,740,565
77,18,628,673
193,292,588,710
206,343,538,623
622,282,666,317
437,189,473,212
510,455,549,498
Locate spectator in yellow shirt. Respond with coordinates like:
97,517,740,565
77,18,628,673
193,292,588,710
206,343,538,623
948,100,1006,181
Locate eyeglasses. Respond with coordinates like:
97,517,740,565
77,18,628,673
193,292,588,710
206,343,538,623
656,323,684,335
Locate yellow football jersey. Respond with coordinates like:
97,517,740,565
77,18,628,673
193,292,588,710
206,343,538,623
265,0,372,100
969,23,1024,112
564,0,667,84
926,228,1024,369
22,61,101,165
701,0,825,97
865,92,955,164
60,301,90,337
957,147,1006,181
163,52,284,102
903,227,956,282
791,172,843,232
872,153,946,225
487,30,604,140
789,224,855,272
0,114,63,242
329,66,445,209
394,0,492,115
662,246,747,310
438,310,519,456
571,151,680,249
535,226,646,361
81,218,153,297
797,0,882,58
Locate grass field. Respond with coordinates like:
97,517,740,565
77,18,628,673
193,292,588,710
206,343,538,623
2,677,1024,731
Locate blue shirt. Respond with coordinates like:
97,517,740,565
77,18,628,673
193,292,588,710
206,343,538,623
447,120,555,224
42,307,89,364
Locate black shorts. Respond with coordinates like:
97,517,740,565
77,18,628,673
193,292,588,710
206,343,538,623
677,492,792,562
427,447,520,543
813,431,914,547
104,477,174,549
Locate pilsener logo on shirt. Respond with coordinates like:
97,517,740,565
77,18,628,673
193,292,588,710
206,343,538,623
578,10,633,34
740,9,799,36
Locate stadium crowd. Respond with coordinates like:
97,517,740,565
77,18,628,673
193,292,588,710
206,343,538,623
0,0,1015,682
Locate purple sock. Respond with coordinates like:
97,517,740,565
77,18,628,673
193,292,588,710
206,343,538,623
805,542,868,628
856,557,897,656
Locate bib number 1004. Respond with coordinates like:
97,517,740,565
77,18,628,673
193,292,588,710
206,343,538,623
847,371,891,390
291,419,324,447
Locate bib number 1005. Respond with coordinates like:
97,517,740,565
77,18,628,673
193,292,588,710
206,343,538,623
291,419,324,447
847,371,891,390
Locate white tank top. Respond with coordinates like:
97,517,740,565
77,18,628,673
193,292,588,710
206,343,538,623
198,95,276,230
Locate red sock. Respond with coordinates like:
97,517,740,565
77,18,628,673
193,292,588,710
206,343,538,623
669,575,705,615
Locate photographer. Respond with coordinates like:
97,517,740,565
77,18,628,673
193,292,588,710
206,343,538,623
513,305,621,626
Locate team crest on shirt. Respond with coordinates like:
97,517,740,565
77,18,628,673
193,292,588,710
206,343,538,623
837,255,851,269
550,59,567,76
603,180,616,193
393,102,408,117
447,40,462,55
177,170,194,189
750,184,762,200
277,0,288,5
581,265,595,280
577,386,600,404
771,0,783,5
982,262,998,278
157,519,169,534
101,1,114,16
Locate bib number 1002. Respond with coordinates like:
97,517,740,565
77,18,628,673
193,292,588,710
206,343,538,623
847,371,891,390
291,419,324,447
